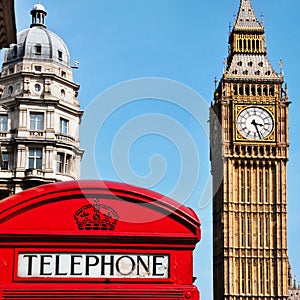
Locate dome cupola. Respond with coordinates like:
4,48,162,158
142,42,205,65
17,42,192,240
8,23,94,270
30,2,47,28
3,2,71,69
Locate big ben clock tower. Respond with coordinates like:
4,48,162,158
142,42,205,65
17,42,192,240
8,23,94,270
210,0,290,299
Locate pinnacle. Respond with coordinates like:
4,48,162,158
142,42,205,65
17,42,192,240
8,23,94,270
234,0,262,30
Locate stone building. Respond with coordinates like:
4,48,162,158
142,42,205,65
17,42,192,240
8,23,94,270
0,3,83,199
210,0,290,299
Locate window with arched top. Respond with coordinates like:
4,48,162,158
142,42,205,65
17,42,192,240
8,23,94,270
263,86,268,96
257,86,262,96
234,85,238,95
239,39,243,50
245,85,250,96
13,45,18,58
239,86,244,95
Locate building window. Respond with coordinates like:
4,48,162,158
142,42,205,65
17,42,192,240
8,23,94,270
265,169,269,203
35,44,42,54
56,153,71,174
240,169,244,203
259,170,263,202
34,65,42,73
60,89,65,98
266,216,270,247
1,152,9,170
8,85,14,95
13,45,18,58
265,262,270,294
0,115,8,132
34,84,41,93
28,148,42,169
259,262,263,293
30,112,44,131
61,71,66,78
246,170,250,202
9,67,14,74
247,215,251,247
56,153,64,173
58,50,63,60
65,154,71,173
60,118,69,135
241,260,246,294
247,261,251,293
241,216,245,247
259,216,263,247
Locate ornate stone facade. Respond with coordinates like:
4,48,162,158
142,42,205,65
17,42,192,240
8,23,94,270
210,0,290,299
0,3,83,198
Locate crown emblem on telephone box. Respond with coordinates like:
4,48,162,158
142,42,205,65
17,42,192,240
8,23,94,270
74,199,119,231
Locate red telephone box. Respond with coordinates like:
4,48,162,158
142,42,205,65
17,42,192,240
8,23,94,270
0,180,201,299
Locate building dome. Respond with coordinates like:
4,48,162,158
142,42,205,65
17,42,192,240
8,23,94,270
32,3,46,12
4,3,70,67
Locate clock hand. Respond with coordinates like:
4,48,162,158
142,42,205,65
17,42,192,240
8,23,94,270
251,119,264,127
251,119,262,139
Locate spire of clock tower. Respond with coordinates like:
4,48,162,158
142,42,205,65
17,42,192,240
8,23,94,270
223,0,281,83
234,0,262,30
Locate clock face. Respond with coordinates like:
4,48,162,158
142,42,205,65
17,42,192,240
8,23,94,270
237,107,274,140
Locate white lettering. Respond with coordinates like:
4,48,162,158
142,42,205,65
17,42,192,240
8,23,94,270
18,253,169,279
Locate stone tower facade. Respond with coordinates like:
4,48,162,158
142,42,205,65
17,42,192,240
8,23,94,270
0,3,83,199
210,0,290,299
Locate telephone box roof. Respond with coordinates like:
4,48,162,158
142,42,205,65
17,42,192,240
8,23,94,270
0,180,200,242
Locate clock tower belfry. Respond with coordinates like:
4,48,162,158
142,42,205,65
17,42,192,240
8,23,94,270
210,0,290,299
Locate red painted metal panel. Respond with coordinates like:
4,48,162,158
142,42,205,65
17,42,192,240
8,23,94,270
0,180,201,299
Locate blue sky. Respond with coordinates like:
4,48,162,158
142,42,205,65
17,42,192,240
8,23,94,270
7,0,300,298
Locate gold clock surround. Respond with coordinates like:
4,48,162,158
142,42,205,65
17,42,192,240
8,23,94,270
234,104,276,142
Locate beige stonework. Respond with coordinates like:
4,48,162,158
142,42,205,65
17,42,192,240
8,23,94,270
0,3,83,199
210,0,290,299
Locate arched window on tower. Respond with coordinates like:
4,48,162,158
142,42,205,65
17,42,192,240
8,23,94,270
256,40,260,51
265,169,269,203
245,85,250,96
239,85,244,96
257,86,262,96
247,260,251,293
259,170,263,202
241,216,245,247
234,85,238,95
241,260,246,293
247,214,251,247
265,261,270,294
266,215,270,247
246,170,251,202
259,215,263,247
259,261,264,293
240,169,245,203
